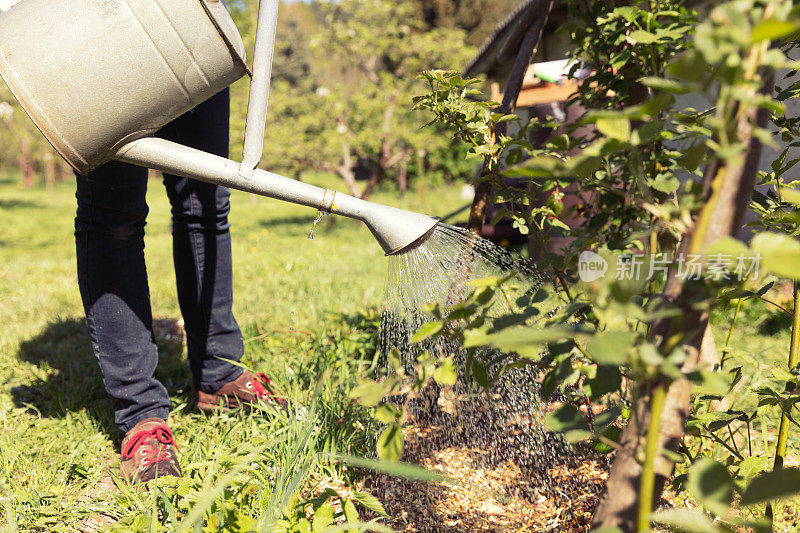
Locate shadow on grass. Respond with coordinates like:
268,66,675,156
758,309,793,336
12,317,189,444
0,198,39,209
257,215,341,235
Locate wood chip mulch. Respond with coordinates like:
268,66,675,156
366,387,609,532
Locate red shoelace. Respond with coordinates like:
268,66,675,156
122,425,178,467
253,372,288,409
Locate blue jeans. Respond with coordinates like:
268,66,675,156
74,89,244,432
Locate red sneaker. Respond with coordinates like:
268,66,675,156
119,418,181,483
194,370,288,413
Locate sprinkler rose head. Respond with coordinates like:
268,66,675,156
357,202,440,256
387,222,439,256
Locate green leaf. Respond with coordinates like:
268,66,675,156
492,313,534,330
692,411,738,431
329,454,453,484
563,429,593,442
411,321,444,343
772,367,796,382
585,365,623,400
373,403,401,424
687,370,731,396
739,456,771,480
668,51,708,83
751,19,800,44
752,233,800,280
652,509,722,533
586,331,635,366
496,114,518,123
388,347,403,373
686,458,734,516
544,403,588,434
613,6,637,21
350,381,389,407
629,30,658,43
463,327,494,348
651,174,681,194
741,468,800,505
342,498,359,523
471,360,489,388
446,305,477,321
679,143,707,171
641,77,692,94
433,358,457,386
780,187,800,207
353,490,387,516
705,237,749,262
593,407,622,429
376,423,403,462
596,117,631,142
491,326,577,358
312,503,336,532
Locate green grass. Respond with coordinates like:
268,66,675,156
4,171,800,531
0,172,465,531
711,293,796,452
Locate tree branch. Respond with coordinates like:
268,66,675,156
468,0,553,234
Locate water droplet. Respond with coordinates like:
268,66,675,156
308,210,329,240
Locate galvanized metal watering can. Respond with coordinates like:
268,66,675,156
0,0,439,255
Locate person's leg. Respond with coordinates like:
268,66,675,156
159,88,245,393
75,162,171,433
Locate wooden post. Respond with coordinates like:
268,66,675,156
468,0,554,233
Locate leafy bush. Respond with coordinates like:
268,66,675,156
355,0,800,530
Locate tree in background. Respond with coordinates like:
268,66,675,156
316,0,474,199
229,1,342,182
412,0,522,45
0,83,68,188
235,0,477,198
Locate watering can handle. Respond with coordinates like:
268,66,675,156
239,0,279,177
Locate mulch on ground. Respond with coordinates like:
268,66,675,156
367,386,608,532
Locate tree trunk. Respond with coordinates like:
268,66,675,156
56,160,69,182
591,78,772,531
416,149,427,185
468,0,553,233
361,93,398,201
337,141,362,198
19,138,34,189
398,157,408,199
361,166,383,201
44,151,55,193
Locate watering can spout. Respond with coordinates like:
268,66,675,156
114,138,440,255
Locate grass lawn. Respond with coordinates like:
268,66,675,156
2,171,800,531
0,172,463,531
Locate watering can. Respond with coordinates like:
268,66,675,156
0,0,439,255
